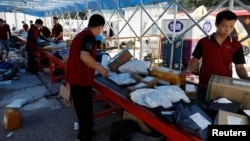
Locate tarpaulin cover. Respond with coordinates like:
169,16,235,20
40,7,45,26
0,0,169,17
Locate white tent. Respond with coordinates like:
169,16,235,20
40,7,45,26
0,0,249,69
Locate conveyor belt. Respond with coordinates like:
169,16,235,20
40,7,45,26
94,74,132,97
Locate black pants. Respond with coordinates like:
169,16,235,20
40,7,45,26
26,47,38,73
70,84,93,141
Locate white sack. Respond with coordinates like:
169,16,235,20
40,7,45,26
119,59,150,75
130,88,172,108
108,73,136,85
6,99,28,108
155,85,190,103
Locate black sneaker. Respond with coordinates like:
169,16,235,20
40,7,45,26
76,130,96,141
76,136,92,141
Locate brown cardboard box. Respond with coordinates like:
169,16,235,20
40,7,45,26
206,75,250,109
217,110,248,125
59,83,73,107
108,49,133,71
185,84,197,100
2,108,22,130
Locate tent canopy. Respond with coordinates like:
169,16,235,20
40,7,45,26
0,0,168,17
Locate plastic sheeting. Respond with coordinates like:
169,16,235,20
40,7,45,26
0,0,169,17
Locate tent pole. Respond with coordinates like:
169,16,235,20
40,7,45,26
229,0,234,10
235,0,250,12
24,14,26,25
14,12,18,30
169,0,178,70
3,12,6,21
140,5,143,60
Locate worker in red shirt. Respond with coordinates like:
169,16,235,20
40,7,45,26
22,21,29,32
52,17,63,42
25,19,43,74
30,20,34,27
67,14,109,141
39,25,51,39
3,20,11,38
0,19,11,61
183,10,250,109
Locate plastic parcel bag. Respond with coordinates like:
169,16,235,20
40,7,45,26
173,104,212,140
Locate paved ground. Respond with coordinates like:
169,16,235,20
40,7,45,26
0,70,121,141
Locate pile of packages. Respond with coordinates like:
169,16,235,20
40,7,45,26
98,48,250,140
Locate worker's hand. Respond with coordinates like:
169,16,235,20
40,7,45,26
181,69,192,77
99,67,109,77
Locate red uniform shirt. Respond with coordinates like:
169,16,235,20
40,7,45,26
52,23,63,40
23,23,29,32
192,33,245,86
66,28,97,87
26,24,39,48
0,24,9,40
39,26,51,38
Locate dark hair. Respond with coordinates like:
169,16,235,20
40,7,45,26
88,14,105,28
53,17,58,20
35,19,43,25
0,18,3,22
216,10,238,24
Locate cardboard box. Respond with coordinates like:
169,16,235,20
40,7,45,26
217,110,248,125
59,83,73,106
108,49,133,71
185,84,197,100
206,75,250,109
2,108,22,130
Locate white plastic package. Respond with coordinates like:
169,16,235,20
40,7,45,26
119,59,150,75
130,88,173,108
95,54,111,75
108,73,137,85
6,99,28,108
155,85,190,103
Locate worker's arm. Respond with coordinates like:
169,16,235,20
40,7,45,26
56,32,63,40
235,64,250,80
183,57,200,76
80,51,109,77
